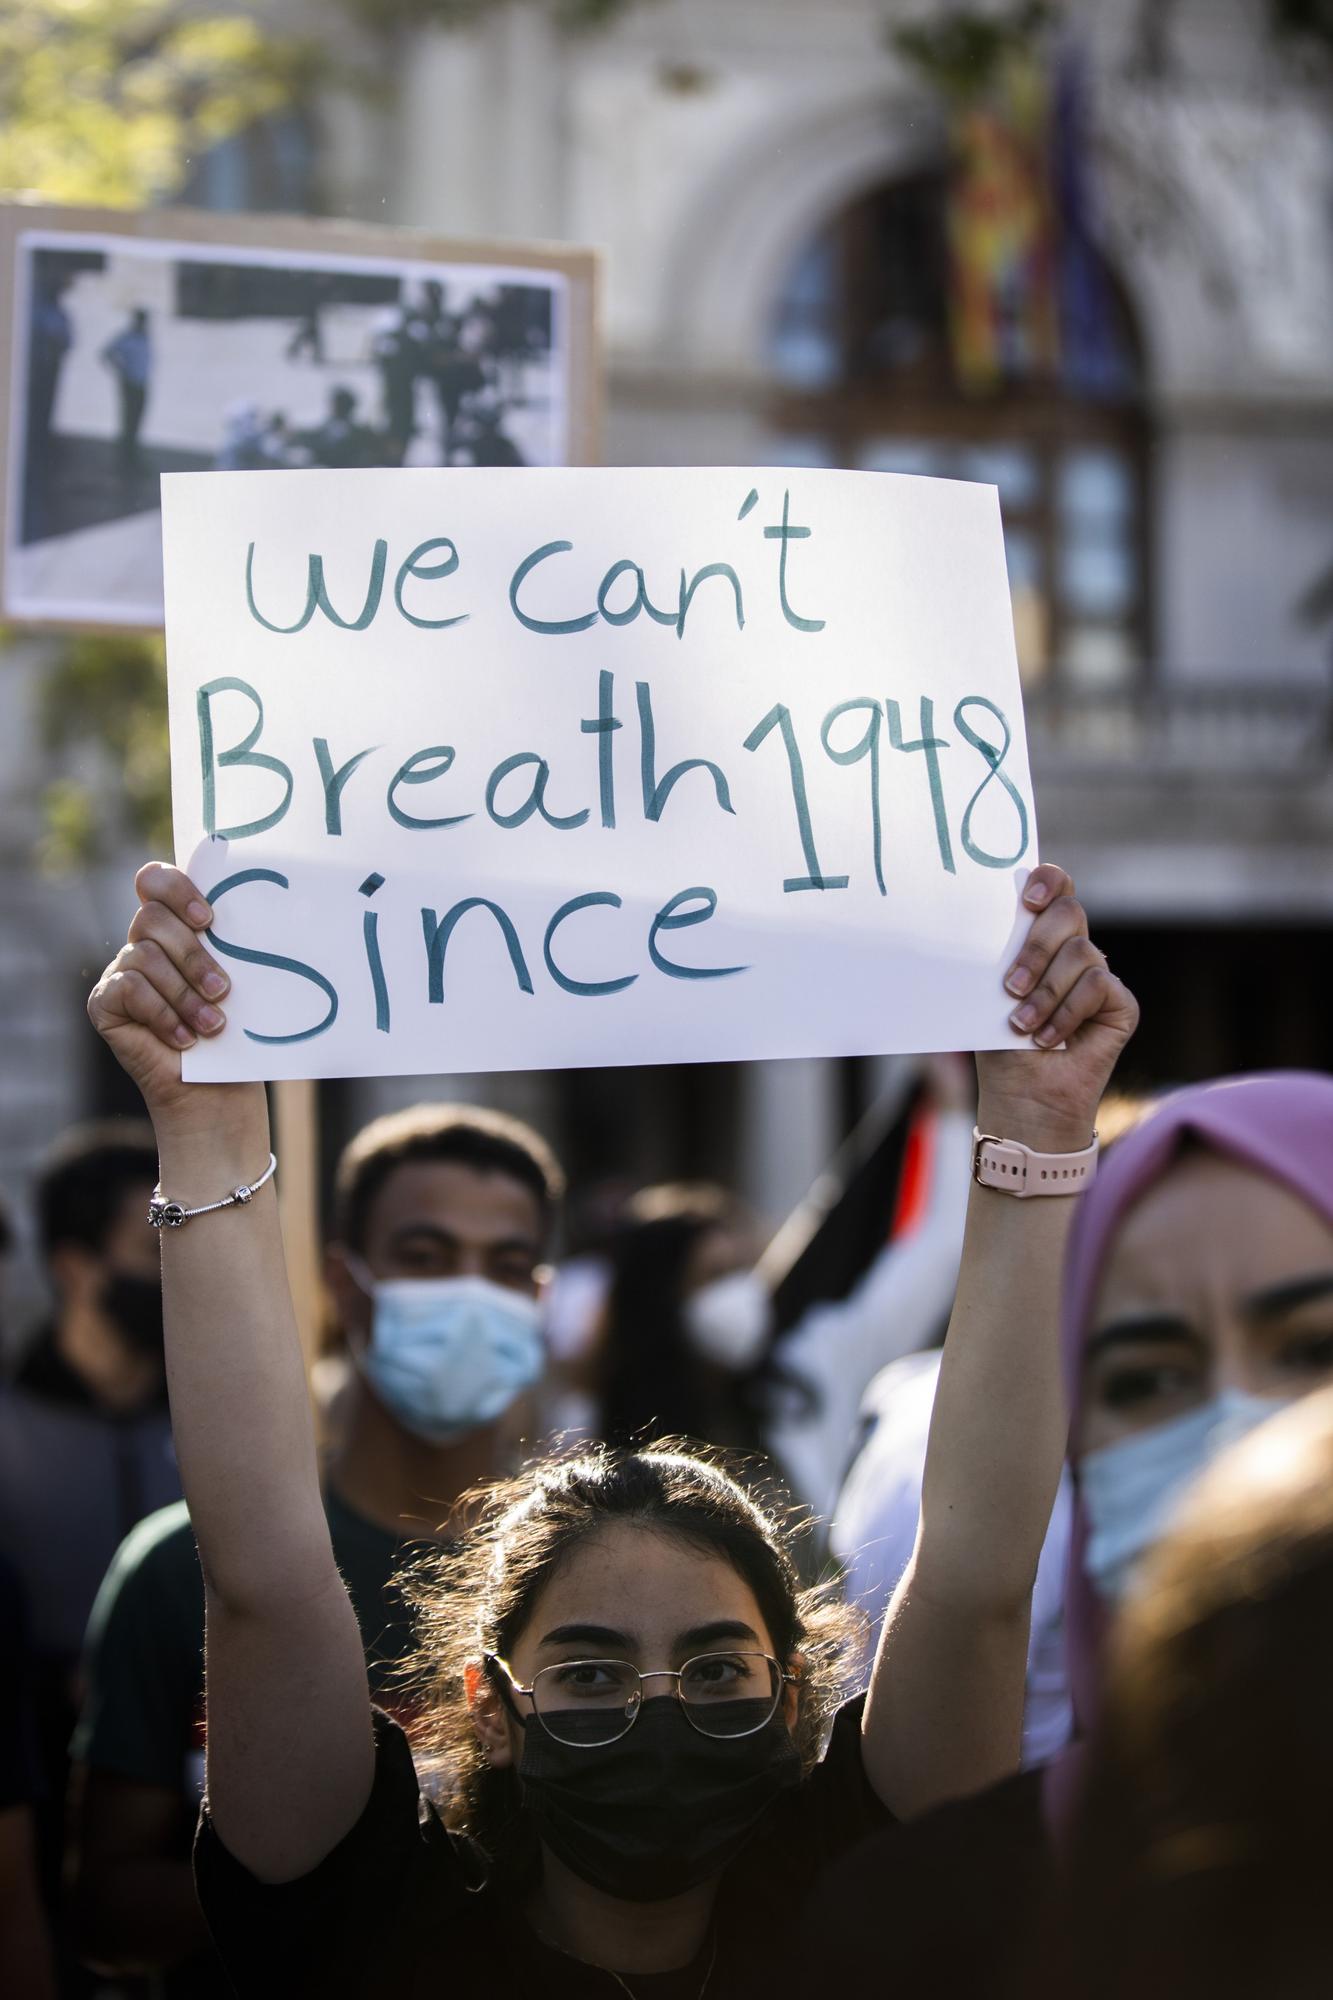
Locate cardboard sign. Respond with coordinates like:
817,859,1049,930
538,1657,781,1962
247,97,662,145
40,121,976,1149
163,466,1037,1081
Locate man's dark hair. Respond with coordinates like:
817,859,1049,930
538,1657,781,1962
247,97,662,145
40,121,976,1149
36,1120,158,1258
333,1103,564,1254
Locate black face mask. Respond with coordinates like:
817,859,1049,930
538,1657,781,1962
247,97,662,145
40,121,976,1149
517,1696,802,1902
100,1272,165,1358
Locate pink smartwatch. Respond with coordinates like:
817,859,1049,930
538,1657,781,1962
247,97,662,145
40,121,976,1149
972,1127,1099,1197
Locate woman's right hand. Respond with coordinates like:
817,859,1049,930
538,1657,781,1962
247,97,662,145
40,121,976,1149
87,862,255,1126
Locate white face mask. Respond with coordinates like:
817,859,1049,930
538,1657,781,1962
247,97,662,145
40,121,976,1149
1080,1389,1285,1603
682,1269,773,1371
346,1259,544,1443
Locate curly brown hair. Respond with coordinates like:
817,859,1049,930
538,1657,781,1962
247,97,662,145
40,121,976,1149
396,1440,860,1882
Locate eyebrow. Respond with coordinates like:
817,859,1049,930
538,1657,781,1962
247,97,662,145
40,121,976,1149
536,1619,766,1656
1083,1315,1205,1361
385,1220,540,1257
538,1623,634,1652
1242,1271,1333,1322
1085,1274,1333,1359
677,1620,765,1653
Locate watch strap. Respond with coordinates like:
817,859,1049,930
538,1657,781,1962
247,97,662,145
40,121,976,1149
972,1127,1099,1197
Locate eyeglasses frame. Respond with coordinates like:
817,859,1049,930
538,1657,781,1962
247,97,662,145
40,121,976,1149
482,1648,799,1745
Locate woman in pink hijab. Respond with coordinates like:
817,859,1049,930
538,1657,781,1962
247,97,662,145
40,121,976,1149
814,1072,1333,1997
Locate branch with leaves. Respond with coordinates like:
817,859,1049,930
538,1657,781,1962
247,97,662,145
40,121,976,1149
34,635,172,869
0,0,316,207
888,2,1055,101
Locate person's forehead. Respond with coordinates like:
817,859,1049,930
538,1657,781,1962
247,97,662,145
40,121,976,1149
522,1524,773,1653
1094,1153,1333,1312
362,1156,544,1247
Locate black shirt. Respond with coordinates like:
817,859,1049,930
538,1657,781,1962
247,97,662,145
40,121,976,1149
808,1764,1053,1998
74,1490,424,2000
0,1329,179,1668
15,1323,167,1411
76,1490,421,1795
0,1554,42,1813
196,1698,888,1998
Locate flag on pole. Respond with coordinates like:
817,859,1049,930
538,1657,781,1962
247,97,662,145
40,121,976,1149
944,46,1061,392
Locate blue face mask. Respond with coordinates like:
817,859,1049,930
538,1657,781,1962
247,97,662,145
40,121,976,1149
347,1261,545,1443
1080,1390,1284,1604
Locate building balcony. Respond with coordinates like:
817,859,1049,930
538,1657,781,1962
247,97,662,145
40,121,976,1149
1027,676,1333,922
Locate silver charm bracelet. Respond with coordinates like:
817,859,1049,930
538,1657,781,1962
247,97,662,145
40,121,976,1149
147,1153,277,1232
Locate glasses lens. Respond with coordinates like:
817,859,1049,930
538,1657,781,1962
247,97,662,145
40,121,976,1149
534,1660,642,1746
680,1653,781,1738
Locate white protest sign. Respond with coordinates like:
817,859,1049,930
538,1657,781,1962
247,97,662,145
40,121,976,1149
162,466,1037,1081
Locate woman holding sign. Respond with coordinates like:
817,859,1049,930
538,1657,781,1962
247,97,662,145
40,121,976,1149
87,856,1135,1997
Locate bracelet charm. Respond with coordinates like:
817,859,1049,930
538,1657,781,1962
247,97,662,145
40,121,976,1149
148,1153,277,1231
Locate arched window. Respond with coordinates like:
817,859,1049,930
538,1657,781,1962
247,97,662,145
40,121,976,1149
768,172,1150,692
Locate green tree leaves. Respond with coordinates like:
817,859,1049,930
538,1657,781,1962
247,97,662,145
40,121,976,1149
0,1,312,207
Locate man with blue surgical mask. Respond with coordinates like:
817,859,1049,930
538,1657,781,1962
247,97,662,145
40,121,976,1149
69,1102,562,1998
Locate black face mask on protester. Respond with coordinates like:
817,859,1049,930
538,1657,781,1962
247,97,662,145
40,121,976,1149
100,1271,165,1358
517,1695,803,1902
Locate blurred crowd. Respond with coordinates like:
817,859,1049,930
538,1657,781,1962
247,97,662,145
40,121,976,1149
215,282,534,474
1,1056,1331,1998
29,271,533,496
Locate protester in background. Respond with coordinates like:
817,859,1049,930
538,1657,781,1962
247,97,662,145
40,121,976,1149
100,308,152,474
425,318,487,461
813,1070,1333,1996
285,298,325,364
70,1100,563,1997
84,856,1134,1994
27,269,73,453
763,1057,974,1532
540,1176,635,1443
0,1554,55,2000
215,401,294,473
600,1060,973,1534
835,1350,1073,1767
598,1063,977,1527
0,1120,178,1891
260,412,294,468
1067,1382,1333,2000
456,401,526,466
214,400,268,471
598,1181,766,1451
370,307,419,463
296,385,382,469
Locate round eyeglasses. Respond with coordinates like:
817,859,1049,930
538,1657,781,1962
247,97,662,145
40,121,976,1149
484,1650,796,1748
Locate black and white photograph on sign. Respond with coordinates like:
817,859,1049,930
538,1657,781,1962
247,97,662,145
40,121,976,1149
6,230,569,626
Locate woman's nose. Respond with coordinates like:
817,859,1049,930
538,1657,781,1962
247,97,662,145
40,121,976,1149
1213,1352,1281,1401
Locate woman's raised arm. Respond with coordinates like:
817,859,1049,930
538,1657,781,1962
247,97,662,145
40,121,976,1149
860,863,1137,1819
88,863,374,1881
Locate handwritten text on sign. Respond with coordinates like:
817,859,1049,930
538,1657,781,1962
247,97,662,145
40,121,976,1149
162,467,1037,1080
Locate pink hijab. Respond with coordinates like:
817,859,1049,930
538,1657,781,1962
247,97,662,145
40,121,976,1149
1047,1070,1333,1827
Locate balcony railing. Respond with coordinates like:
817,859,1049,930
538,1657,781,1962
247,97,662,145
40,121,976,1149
1024,679,1332,781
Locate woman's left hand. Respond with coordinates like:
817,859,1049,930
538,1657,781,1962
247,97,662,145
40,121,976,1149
976,863,1138,1153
